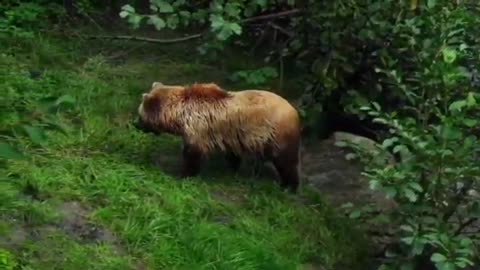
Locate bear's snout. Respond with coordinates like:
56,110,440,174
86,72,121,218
132,118,142,130
132,118,158,134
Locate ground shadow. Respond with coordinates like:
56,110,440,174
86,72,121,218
99,124,281,189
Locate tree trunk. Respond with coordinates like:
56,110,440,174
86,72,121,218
64,0,76,16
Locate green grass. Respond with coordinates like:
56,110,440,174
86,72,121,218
0,34,371,270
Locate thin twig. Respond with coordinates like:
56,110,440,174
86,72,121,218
242,9,301,23
455,217,479,235
268,22,294,37
72,3,103,31
442,182,472,223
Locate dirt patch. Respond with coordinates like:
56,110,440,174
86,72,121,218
0,201,123,255
56,201,118,245
210,187,249,206
300,135,396,210
0,226,29,249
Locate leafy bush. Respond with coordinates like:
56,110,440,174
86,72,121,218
0,1,56,38
356,3,480,268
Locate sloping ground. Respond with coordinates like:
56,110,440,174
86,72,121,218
0,37,373,270
301,135,397,209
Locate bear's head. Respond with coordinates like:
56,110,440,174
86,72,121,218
133,82,182,135
133,81,230,135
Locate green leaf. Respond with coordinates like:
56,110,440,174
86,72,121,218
179,11,190,18
127,14,143,28
412,241,425,255
225,2,241,17
400,263,414,270
448,100,466,112
466,92,476,107
345,153,356,160
442,48,457,64
459,238,473,247
427,0,436,8
55,94,76,106
440,126,462,140
22,125,47,146
149,4,159,12
403,188,417,202
341,202,354,209
393,145,407,154
455,257,474,267
166,15,179,29
349,209,361,219
400,225,414,232
463,118,477,127
382,137,398,149
157,1,174,13
148,16,165,30
431,253,447,263
256,0,267,8
173,0,186,6
119,11,129,18
401,236,414,245
435,262,456,270
0,142,25,160
229,23,242,35
384,187,397,198
121,4,135,13
408,182,423,192
210,14,225,30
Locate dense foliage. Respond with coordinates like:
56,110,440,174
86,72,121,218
1,0,479,269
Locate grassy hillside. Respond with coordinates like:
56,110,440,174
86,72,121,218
0,34,370,270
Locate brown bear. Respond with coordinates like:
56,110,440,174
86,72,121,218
133,82,302,192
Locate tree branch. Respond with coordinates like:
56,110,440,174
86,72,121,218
83,9,301,44
85,33,203,44
442,181,472,223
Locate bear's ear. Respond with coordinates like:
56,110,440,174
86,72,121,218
152,82,163,88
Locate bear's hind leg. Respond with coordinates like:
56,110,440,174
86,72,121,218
273,159,300,193
180,144,203,178
271,145,300,193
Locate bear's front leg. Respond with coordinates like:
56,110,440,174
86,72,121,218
225,152,242,172
180,143,203,178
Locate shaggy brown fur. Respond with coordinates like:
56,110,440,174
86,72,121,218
135,82,302,192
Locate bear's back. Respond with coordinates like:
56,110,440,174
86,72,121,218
181,87,300,155
229,89,299,127
222,89,300,153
